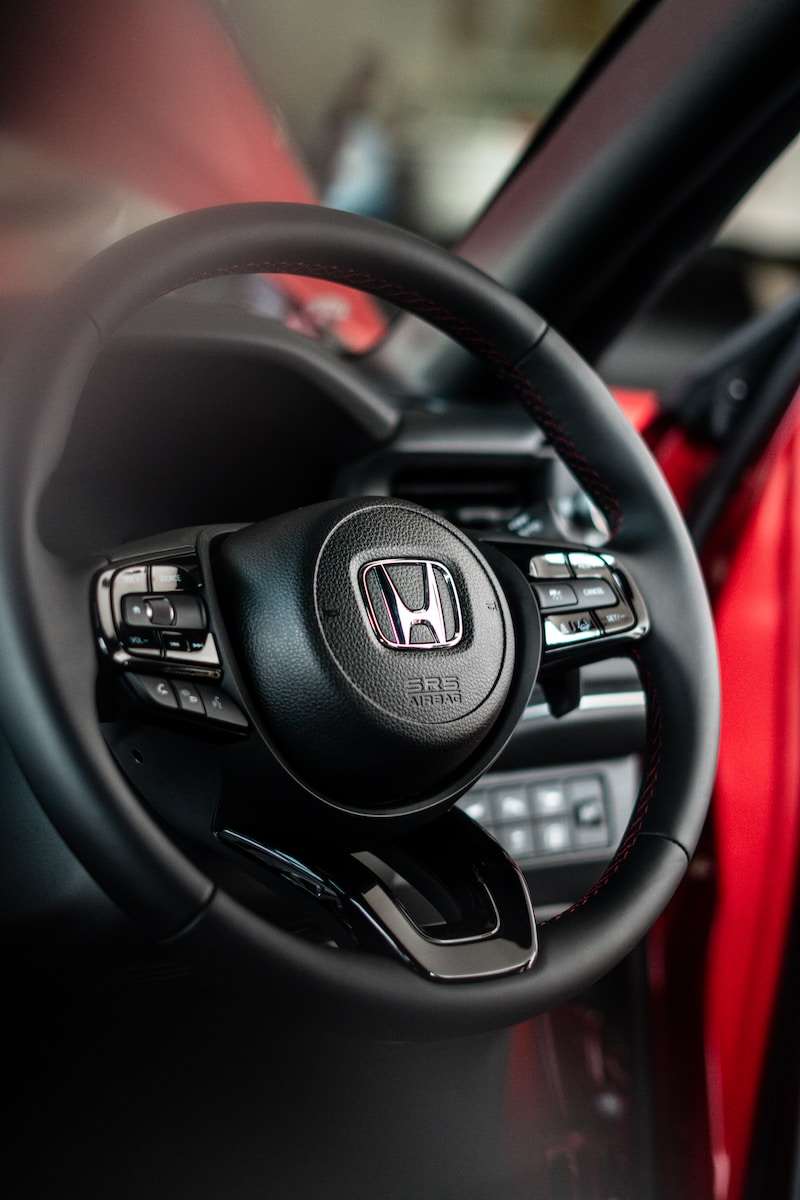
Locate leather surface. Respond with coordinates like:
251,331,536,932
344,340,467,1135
0,202,720,1032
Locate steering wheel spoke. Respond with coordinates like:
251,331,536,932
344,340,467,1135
219,806,537,982
93,528,256,736
478,534,649,676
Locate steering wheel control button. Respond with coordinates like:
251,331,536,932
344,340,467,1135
116,564,150,592
164,632,220,666
573,579,617,608
532,581,578,610
184,632,209,653
121,595,154,626
175,681,205,715
543,610,600,647
523,551,649,653
123,671,246,732
127,674,179,711
568,551,608,576
95,555,222,672
195,684,248,730
121,626,161,653
161,631,189,653
170,594,206,628
528,552,571,578
147,596,176,625
595,603,636,634
150,562,195,592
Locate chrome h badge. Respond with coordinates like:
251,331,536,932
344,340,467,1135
360,559,463,649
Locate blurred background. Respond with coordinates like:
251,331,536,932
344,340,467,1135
219,0,634,242
2,0,800,390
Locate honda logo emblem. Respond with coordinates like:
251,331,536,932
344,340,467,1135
360,559,463,649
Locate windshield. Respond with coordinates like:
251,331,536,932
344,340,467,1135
220,0,635,245
1,0,636,348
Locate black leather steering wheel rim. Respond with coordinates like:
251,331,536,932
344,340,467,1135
0,202,720,1037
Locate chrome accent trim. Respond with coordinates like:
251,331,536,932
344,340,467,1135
360,558,463,650
522,690,646,722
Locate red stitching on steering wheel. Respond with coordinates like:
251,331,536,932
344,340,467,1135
547,650,664,922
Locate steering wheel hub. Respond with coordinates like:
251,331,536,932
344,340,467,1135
213,497,516,809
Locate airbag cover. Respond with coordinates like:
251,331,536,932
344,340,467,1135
213,498,515,808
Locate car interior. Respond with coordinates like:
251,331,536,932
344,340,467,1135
2,2,800,1198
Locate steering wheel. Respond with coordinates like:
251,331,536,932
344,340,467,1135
0,203,719,1038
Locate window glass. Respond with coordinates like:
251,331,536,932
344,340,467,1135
219,0,635,244
0,0,635,346
600,133,800,394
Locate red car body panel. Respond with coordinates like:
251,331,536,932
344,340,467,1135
629,389,800,1200
3,0,387,350
703,400,800,1200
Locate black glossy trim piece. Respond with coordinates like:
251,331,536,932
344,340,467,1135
219,807,537,982
687,310,800,551
373,0,800,392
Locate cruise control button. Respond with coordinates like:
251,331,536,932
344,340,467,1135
175,682,205,715
595,603,635,634
529,552,571,579
195,684,249,729
574,579,617,608
533,581,578,610
543,610,600,647
568,552,607,576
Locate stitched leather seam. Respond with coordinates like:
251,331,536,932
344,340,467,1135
545,649,663,923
